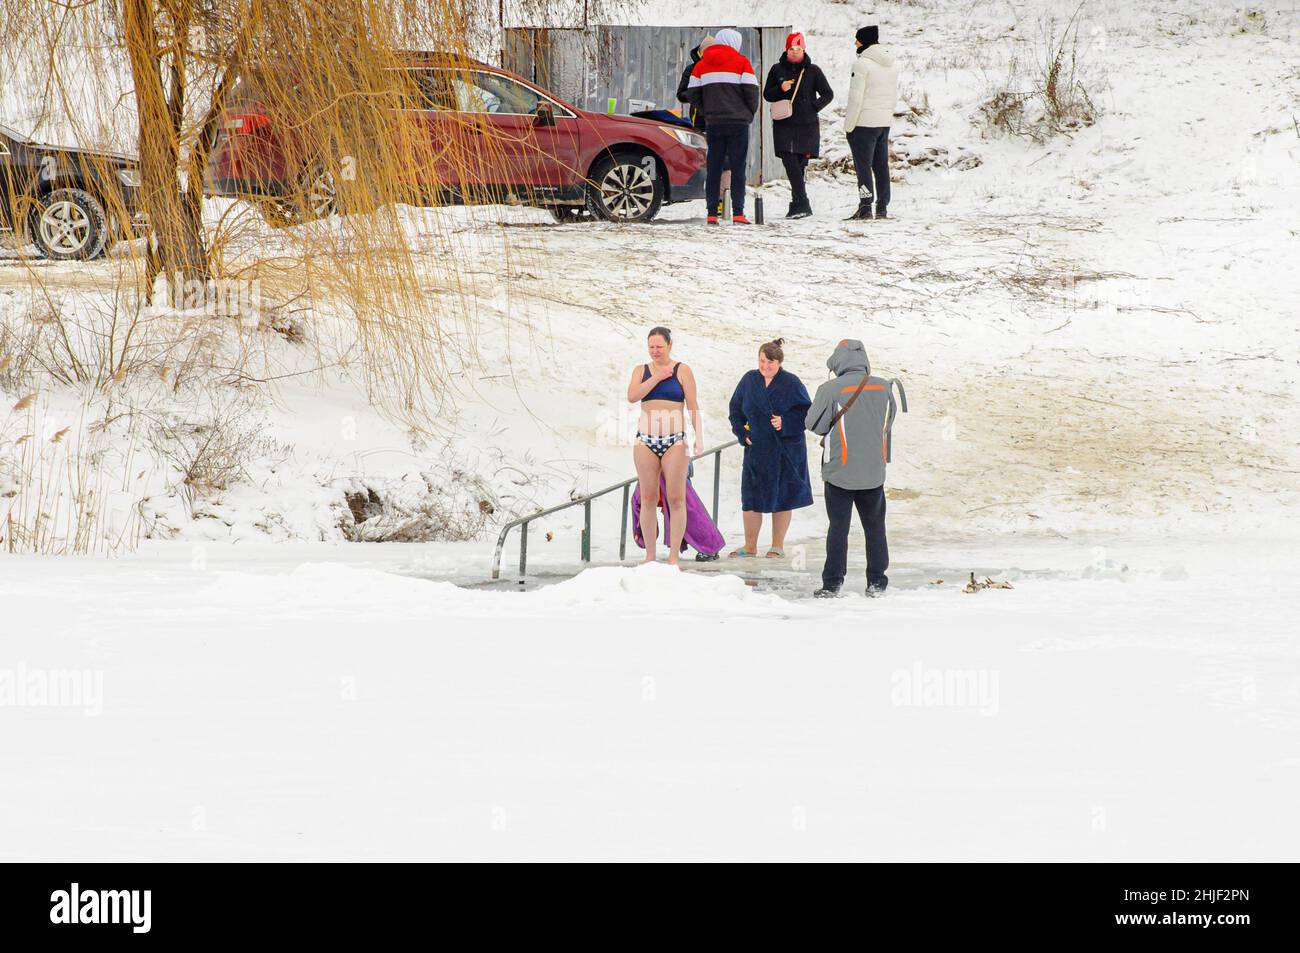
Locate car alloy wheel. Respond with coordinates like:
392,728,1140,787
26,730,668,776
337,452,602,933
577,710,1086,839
28,187,109,260
598,162,655,221
305,169,337,218
38,200,92,255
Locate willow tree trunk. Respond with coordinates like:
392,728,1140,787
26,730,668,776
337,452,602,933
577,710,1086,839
123,0,210,296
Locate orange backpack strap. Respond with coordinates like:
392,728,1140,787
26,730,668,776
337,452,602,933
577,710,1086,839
818,374,871,448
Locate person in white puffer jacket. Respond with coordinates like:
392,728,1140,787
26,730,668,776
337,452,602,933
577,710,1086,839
842,25,899,220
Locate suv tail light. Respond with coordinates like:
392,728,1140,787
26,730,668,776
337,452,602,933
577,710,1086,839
223,113,271,134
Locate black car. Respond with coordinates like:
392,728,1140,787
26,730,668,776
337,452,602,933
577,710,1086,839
0,122,147,261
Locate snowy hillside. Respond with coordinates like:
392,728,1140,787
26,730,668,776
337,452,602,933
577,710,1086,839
9,0,1296,551
2,0,1299,860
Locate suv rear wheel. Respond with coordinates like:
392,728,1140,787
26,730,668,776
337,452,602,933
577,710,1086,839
258,166,338,228
303,168,338,218
586,153,663,223
30,187,109,260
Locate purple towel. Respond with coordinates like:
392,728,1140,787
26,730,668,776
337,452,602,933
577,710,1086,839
631,476,725,556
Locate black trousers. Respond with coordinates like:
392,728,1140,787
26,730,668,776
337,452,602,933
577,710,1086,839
846,126,890,212
780,153,809,206
706,124,749,215
822,482,889,590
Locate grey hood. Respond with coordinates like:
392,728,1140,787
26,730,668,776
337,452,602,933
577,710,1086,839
808,338,901,491
715,28,743,52
827,339,870,377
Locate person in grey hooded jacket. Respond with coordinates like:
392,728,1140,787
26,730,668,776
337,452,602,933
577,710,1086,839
806,339,901,596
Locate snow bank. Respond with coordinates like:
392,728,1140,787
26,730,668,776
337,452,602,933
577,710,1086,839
525,561,816,617
193,558,817,620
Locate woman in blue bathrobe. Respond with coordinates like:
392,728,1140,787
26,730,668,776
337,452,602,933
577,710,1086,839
727,338,814,558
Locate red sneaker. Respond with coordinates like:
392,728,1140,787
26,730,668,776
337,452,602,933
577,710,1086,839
706,215,719,225
732,214,752,225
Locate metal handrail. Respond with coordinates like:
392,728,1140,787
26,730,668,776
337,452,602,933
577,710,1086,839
490,438,741,580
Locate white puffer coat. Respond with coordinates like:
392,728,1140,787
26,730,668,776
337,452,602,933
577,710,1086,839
843,45,900,132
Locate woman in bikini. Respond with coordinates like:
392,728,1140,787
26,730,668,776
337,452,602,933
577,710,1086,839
627,326,701,566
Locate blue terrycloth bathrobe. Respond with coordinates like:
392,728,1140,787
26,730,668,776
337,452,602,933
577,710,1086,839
728,368,814,513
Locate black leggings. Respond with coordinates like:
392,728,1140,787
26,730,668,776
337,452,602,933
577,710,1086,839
706,124,749,215
780,153,809,205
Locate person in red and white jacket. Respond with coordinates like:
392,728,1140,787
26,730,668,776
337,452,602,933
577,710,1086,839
686,28,760,224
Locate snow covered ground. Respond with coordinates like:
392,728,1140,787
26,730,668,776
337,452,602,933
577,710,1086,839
3,532,1298,861
3,0,1299,859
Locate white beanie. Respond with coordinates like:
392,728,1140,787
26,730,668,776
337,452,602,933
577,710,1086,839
714,28,743,51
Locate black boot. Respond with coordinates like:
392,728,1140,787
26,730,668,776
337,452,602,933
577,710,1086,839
785,201,799,218
844,201,872,221
813,586,842,599
866,576,889,597
789,197,812,219
875,207,889,220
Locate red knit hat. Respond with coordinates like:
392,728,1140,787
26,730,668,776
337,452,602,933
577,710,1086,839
785,31,805,50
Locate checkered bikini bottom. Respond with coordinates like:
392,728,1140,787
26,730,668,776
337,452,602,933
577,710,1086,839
636,431,686,459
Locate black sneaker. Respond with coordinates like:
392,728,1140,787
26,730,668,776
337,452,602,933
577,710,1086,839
844,204,872,221
784,202,799,218
789,201,812,219
875,208,889,220
866,581,888,598
813,586,842,599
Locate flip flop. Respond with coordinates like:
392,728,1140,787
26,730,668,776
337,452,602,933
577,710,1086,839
728,547,756,558
765,548,785,558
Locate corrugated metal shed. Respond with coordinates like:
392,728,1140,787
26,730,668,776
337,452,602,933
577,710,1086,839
503,25,792,185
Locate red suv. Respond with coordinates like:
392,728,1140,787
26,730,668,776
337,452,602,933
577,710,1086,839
205,53,708,224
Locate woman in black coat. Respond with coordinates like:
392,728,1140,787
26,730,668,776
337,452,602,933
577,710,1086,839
762,32,834,218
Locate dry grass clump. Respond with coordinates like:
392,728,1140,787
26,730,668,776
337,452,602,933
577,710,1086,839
147,396,268,516
979,2,1102,142
1,393,149,554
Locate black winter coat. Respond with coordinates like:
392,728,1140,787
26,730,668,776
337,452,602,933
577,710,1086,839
675,46,705,130
762,53,834,157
